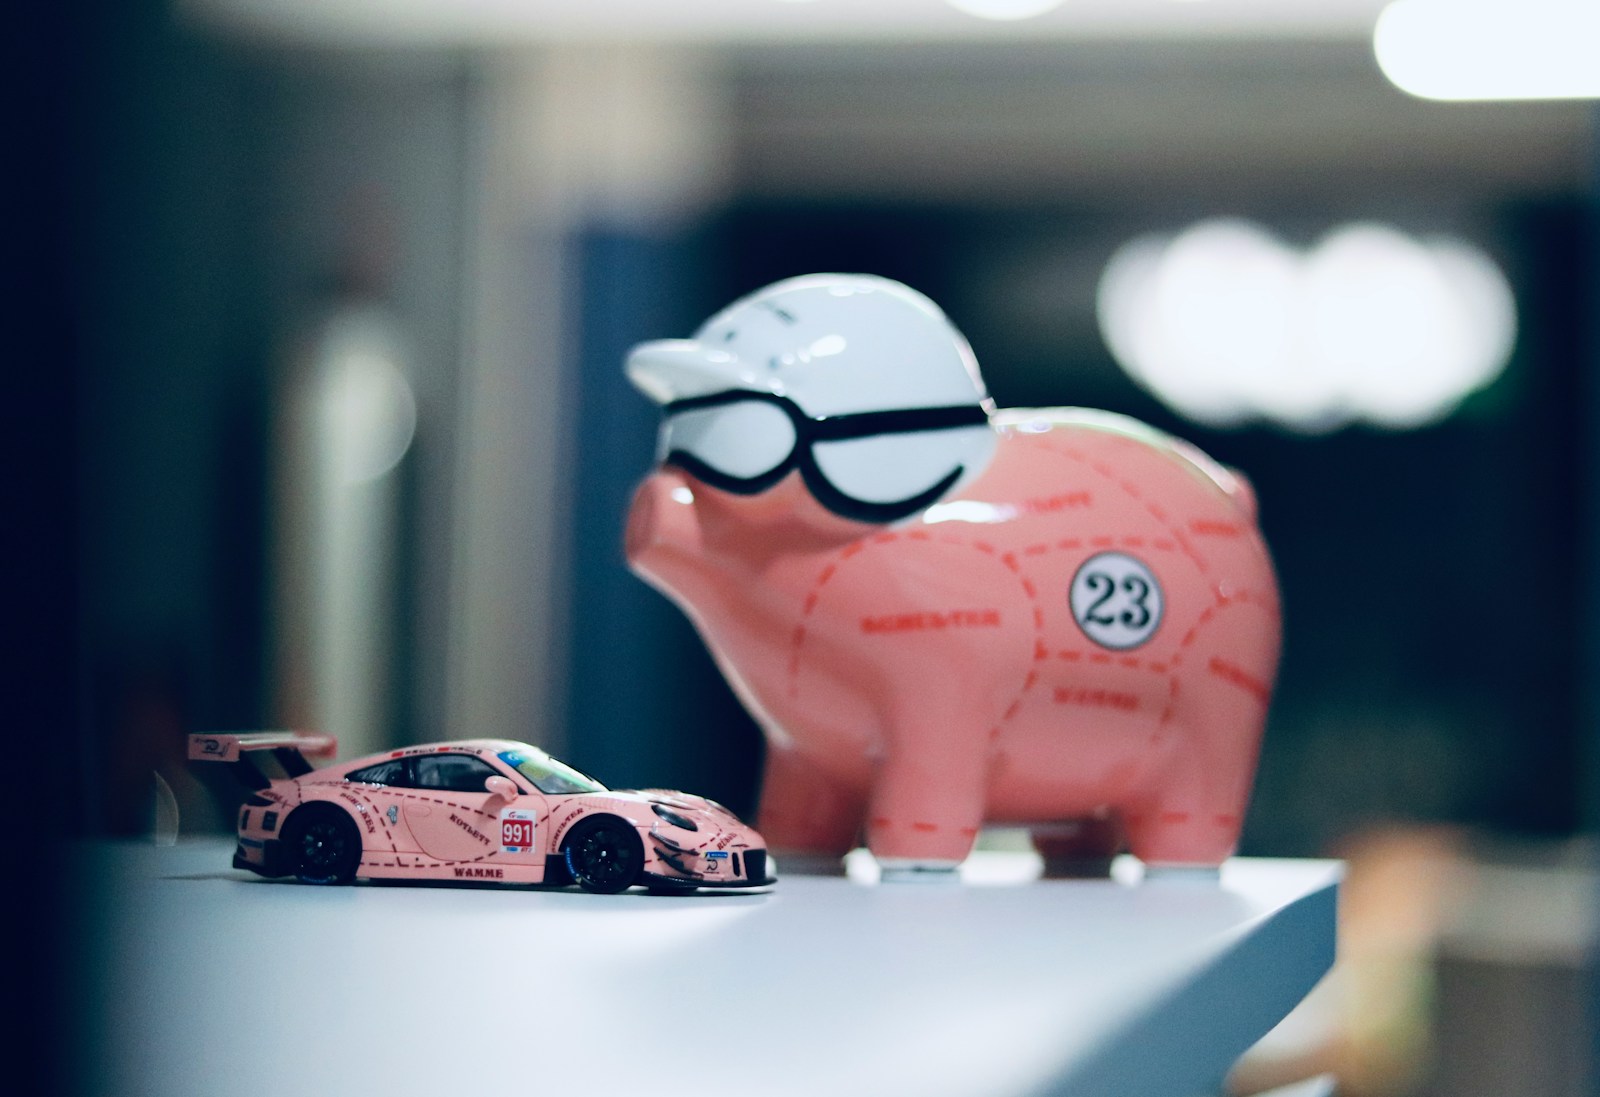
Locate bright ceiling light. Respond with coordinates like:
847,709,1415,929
1096,219,1516,433
946,0,1068,21
1375,0,1600,101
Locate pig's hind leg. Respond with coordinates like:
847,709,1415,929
1120,599,1276,870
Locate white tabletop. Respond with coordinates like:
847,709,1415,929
73,841,1338,1097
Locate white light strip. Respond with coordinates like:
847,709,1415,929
946,0,1068,21
182,0,1389,46
1375,0,1600,101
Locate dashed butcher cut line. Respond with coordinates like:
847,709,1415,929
339,786,555,869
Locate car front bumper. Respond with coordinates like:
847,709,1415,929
643,845,773,889
640,869,776,890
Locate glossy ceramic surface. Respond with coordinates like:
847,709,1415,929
626,275,1281,872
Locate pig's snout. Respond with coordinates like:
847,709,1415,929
625,470,703,574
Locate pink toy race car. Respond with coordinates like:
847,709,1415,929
189,733,773,894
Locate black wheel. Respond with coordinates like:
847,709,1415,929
563,816,644,894
284,804,362,885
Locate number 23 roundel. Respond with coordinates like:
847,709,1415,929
1069,551,1163,651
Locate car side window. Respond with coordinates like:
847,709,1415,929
346,759,405,785
408,754,501,793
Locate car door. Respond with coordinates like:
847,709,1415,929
397,752,510,863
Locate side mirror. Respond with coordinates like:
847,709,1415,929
484,775,518,803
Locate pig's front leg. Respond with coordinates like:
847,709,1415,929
863,706,988,880
755,745,867,875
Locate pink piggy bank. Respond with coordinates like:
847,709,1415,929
624,274,1280,877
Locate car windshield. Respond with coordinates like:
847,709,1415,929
497,748,607,795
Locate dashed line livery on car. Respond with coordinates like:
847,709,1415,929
190,733,774,894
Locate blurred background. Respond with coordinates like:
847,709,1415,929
27,0,1600,1094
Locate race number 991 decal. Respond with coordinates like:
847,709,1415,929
500,809,537,854
1069,551,1164,651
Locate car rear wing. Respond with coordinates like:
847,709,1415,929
189,732,338,788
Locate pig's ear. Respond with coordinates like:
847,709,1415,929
807,425,997,522
626,340,745,404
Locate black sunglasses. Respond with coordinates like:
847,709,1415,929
661,389,990,524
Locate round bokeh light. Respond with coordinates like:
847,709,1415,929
1096,219,1515,433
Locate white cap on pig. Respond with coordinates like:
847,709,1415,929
627,274,998,521
627,273,988,413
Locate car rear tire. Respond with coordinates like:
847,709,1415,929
283,804,361,885
563,816,644,894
